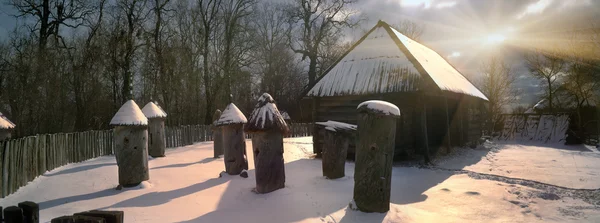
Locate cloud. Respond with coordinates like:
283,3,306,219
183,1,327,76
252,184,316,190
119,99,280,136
400,0,433,9
517,0,553,19
436,1,457,9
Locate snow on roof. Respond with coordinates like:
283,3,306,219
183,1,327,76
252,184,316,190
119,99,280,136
245,93,289,133
280,111,291,120
110,100,148,126
306,21,488,101
533,99,547,110
215,103,247,126
306,26,421,97
390,27,488,101
316,120,357,133
357,100,401,116
142,102,167,119
0,112,15,129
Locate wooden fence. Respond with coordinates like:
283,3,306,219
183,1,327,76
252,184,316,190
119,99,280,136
0,123,313,198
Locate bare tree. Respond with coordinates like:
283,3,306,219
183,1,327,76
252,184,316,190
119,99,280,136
286,0,360,86
525,49,566,113
197,0,222,124
478,56,518,132
392,19,425,41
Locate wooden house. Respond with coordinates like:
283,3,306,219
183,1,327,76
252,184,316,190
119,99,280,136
303,21,488,160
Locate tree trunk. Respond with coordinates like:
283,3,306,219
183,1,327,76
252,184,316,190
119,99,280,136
222,124,248,175
354,109,397,213
252,130,285,193
308,55,318,86
322,130,348,179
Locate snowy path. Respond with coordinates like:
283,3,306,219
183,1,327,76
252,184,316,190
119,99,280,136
0,138,599,222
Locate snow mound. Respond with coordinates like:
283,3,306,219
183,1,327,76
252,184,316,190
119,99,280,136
0,112,15,129
110,100,148,126
215,103,247,126
316,120,357,133
142,102,167,119
280,111,291,120
245,93,289,133
357,100,400,116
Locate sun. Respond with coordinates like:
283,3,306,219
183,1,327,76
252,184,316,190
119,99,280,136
485,33,507,45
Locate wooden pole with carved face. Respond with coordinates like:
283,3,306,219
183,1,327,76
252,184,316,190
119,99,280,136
246,93,289,193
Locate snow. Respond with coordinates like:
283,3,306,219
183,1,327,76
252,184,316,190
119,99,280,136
141,102,167,119
306,26,422,97
0,112,15,129
280,111,291,120
437,141,600,189
109,100,148,126
534,99,547,110
316,120,357,132
214,103,247,126
246,93,288,132
390,27,488,101
2,138,600,222
357,100,401,116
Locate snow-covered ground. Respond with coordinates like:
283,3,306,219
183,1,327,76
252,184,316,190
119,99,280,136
1,138,599,222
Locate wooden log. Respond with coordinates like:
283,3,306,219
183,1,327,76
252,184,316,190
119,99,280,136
0,141,4,198
2,140,7,197
4,206,23,223
322,130,349,179
74,210,124,223
222,124,248,175
212,110,223,158
354,101,399,213
148,118,166,158
251,131,285,193
114,126,149,187
18,201,39,223
51,216,75,223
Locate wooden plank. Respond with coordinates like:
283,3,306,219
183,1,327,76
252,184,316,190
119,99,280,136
0,140,6,198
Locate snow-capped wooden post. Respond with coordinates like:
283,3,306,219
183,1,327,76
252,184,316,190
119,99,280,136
110,100,150,187
354,100,400,213
142,102,167,158
215,103,248,175
245,93,289,193
316,121,356,179
0,113,15,141
212,109,223,158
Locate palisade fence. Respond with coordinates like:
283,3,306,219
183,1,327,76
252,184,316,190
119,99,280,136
0,123,313,198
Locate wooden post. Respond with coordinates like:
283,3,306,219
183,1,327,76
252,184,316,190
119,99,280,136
212,110,223,158
4,206,23,223
422,102,430,164
445,97,451,153
221,124,247,175
215,103,248,175
147,118,166,158
18,201,39,223
354,100,400,213
246,93,289,193
75,210,124,223
322,129,349,179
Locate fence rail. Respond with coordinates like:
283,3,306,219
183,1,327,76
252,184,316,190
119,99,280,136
0,123,313,198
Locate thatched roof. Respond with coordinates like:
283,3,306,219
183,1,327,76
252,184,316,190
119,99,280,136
142,102,168,119
245,93,289,133
215,103,247,126
110,100,148,126
0,112,15,130
357,100,401,116
305,20,488,101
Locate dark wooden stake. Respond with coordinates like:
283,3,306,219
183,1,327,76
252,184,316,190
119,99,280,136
422,103,430,163
322,130,349,179
18,201,39,223
354,102,399,213
75,210,124,223
222,124,248,175
252,130,285,193
4,206,23,223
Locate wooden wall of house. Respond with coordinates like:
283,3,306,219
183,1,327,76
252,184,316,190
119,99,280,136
309,92,485,160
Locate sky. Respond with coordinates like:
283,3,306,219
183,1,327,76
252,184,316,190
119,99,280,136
1,0,599,108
